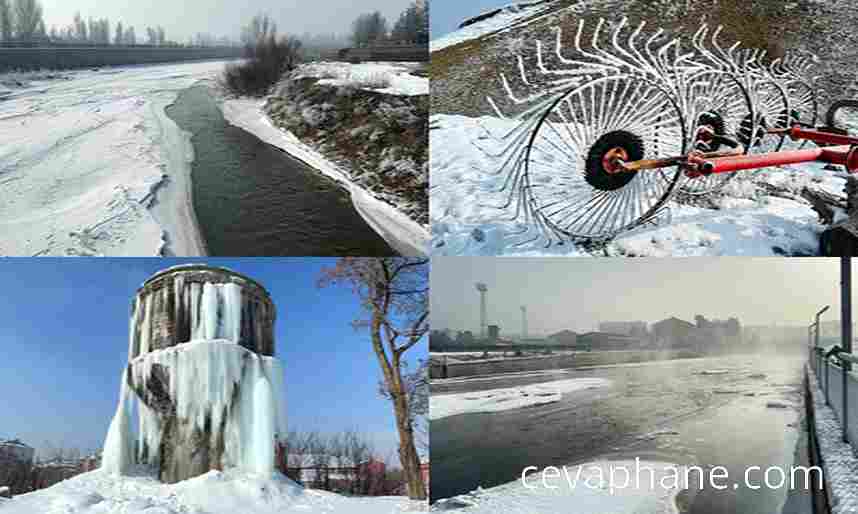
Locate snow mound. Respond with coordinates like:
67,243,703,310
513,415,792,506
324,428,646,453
0,468,425,514
296,61,427,97
430,377,610,420
434,460,685,514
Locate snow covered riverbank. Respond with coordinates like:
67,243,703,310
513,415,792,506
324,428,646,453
0,62,224,256
221,95,430,257
0,467,426,514
433,459,685,514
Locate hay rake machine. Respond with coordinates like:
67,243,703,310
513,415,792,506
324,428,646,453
479,16,857,248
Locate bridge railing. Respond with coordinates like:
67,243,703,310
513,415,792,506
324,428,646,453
811,346,858,446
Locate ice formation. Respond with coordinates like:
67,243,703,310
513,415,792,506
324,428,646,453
103,269,284,479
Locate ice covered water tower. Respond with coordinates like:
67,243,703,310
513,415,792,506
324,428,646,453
101,265,285,483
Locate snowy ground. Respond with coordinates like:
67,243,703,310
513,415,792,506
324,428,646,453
430,114,846,256
0,61,226,256
807,365,858,514
0,467,426,514
221,97,429,256
430,377,610,420
430,1,558,53
432,460,685,514
296,61,428,97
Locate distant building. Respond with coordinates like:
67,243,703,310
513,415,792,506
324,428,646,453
598,321,648,337
487,325,500,341
652,317,697,349
0,439,34,465
547,330,577,346
577,332,644,351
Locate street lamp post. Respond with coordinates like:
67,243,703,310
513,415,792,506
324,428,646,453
816,305,830,405
842,256,852,442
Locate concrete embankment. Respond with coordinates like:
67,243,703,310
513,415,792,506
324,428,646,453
0,47,242,72
430,350,700,378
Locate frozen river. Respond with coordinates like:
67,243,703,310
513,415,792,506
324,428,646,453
430,354,810,513
0,61,227,256
0,60,394,256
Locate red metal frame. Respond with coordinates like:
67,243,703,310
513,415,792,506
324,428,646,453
692,126,858,175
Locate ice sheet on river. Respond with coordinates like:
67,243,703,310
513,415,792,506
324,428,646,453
0,61,224,256
430,377,610,420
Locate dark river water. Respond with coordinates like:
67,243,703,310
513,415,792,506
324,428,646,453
165,85,393,256
430,354,810,513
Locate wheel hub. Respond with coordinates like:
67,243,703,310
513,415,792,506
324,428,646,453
585,131,644,191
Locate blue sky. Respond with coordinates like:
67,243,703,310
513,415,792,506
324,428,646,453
0,258,426,463
431,0,510,38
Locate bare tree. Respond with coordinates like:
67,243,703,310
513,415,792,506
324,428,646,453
114,21,122,45
12,0,42,42
318,258,428,500
351,11,388,47
0,0,12,41
124,25,135,45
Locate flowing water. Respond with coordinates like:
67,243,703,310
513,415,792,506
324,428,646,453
430,354,809,513
165,85,393,256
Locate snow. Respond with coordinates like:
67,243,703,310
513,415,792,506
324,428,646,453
296,61,428,97
430,377,610,420
0,467,426,514
430,1,558,53
430,114,839,256
221,98,429,256
434,459,685,514
807,365,858,514
0,61,223,256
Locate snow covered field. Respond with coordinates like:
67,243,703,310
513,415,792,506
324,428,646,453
434,459,686,514
221,97,429,256
430,114,844,256
0,61,226,256
0,467,426,514
430,1,558,53
296,61,428,97
430,377,611,420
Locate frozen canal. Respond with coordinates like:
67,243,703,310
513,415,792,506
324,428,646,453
430,354,810,513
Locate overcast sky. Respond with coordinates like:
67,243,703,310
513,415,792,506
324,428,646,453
431,258,846,336
40,0,414,42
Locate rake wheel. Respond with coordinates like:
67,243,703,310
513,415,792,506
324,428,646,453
784,79,818,148
676,70,754,196
522,75,686,239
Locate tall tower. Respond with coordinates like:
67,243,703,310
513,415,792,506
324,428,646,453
521,306,528,340
475,282,488,339
102,265,284,483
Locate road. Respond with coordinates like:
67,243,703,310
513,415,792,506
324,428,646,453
430,353,809,513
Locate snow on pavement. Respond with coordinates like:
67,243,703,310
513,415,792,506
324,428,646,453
430,114,836,256
0,467,426,514
221,98,430,256
0,61,225,256
430,377,611,420
434,460,685,514
296,61,428,97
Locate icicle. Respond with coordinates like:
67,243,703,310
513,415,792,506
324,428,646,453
102,370,134,475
